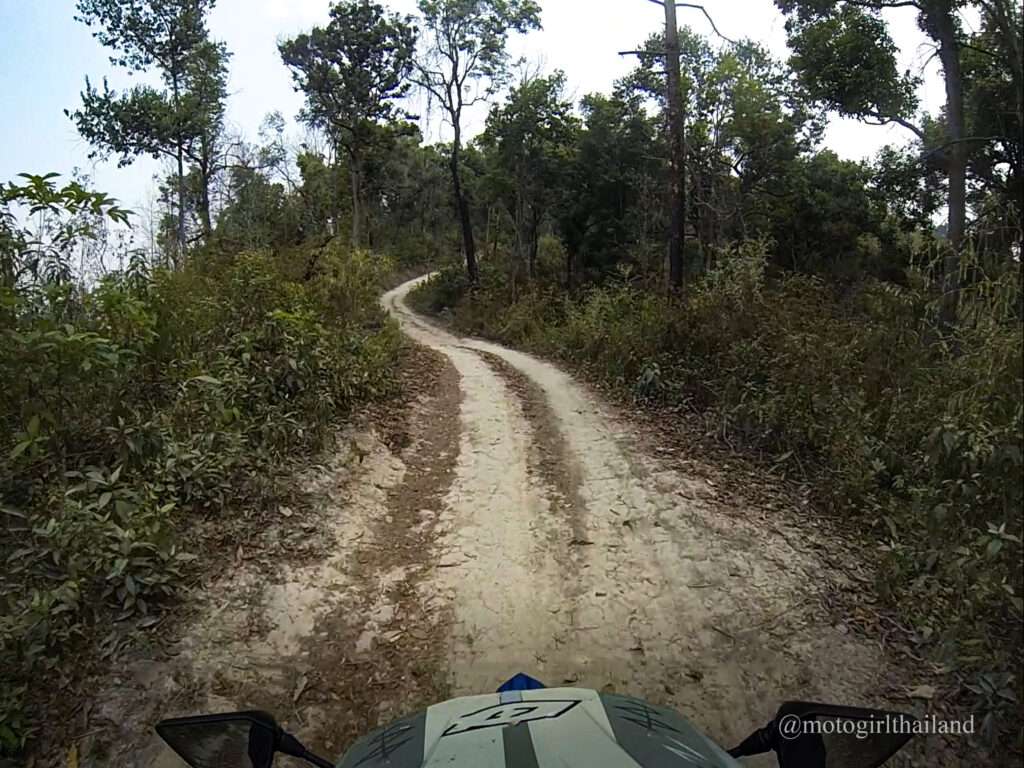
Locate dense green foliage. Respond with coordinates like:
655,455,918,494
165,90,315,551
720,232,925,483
478,71,578,283
0,175,400,754
778,0,1023,327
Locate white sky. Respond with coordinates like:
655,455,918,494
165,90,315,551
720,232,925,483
0,0,956,215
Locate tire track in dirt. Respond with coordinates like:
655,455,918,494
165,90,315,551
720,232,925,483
384,276,903,752
469,349,592,682
290,344,461,755
405,347,569,693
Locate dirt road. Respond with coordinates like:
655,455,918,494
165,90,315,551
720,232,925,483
87,275,904,767
380,277,893,731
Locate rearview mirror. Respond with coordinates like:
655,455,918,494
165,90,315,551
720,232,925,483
155,711,333,768
156,711,278,768
728,701,917,768
774,701,916,768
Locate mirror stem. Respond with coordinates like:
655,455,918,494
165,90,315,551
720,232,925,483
278,731,334,768
727,721,776,758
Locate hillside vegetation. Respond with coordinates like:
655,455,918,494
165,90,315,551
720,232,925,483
412,245,1022,742
406,0,1023,753
0,175,409,754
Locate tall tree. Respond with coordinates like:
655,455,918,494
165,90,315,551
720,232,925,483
623,30,820,269
962,1,1023,257
185,39,230,240
480,71,578,282
280,0,416,249
621,1,737,288
662,0,687,290
777,0,993,326
68,0,225,263
553,93,661,282
413,0,541,283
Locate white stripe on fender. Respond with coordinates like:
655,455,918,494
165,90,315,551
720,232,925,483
523,688,643,768
422,693,507,767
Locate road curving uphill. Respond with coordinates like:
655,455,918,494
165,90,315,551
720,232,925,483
382,276,898,749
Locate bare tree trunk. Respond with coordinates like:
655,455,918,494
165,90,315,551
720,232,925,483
350,157,361,250
450,126,478,283
197,131,215,241
693,163,705,271
199,156,213,240
199,186,212,239
933,8,966,329
485,206,493,260
176,145,186,265
171,65,187,267
490,206,500,260
664,0,686,291
528,207,540,280
514,184,535,279
332,150,344,238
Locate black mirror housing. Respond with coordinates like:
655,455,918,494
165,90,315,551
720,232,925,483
774,701,917,768
156,711,280,768
155,710,333,768
729,700,918,768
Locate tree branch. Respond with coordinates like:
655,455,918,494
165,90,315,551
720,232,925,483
619,49,667,57
412,65,453,112
920,135,1003,161
462,92,490,109
675,4,738,45
864,110,927,142
844,0,922,9
960,42,999,59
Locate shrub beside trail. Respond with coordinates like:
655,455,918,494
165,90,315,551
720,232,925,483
0,226,402,755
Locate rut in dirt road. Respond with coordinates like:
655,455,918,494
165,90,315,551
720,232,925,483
382,276,898,748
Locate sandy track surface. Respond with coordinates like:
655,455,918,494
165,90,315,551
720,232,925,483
380,277,896,747
73,275,908,768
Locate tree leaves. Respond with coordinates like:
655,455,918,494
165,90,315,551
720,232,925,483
781,3,920,120
280,0,417,144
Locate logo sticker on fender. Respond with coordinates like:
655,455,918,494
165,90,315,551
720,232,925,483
441,700,581,736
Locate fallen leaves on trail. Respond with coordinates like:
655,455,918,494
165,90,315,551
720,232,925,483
293,673,309,704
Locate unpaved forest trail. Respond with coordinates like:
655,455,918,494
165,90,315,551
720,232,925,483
84,276,908,768
379,277,896,733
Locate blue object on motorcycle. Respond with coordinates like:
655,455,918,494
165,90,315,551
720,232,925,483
497,673,546,692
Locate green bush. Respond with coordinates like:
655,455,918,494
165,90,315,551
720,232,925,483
0,222,400,754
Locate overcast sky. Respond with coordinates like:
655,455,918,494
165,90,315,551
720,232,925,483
0,0,955,215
